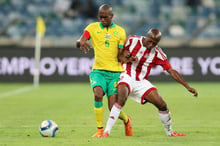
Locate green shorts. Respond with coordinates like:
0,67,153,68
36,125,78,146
89,70,120,98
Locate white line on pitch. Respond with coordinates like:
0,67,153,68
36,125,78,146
0,86,35,99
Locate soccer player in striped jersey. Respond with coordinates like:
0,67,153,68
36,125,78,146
76,4,133,137
100,28,198,137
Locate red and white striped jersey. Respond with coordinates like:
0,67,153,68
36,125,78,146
123,35,171,81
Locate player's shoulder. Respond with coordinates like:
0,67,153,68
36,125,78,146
154,46,168,59
154,46,164,52
127,35,142,40
114,23,125,31
87,22,99,27
124,35,142,46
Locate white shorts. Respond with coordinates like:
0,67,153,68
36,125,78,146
118,73,157,104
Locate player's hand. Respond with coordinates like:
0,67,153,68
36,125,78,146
124,51,138,63
124,51,131,59
130,56,138,63
79,41,91,54
187,87,198,98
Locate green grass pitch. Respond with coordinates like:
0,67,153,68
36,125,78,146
0,82,219,146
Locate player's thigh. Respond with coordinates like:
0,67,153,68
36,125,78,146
117,73,135,105
130,80,155,104
90,70,107,95
117,84,130,106
118,73,133,94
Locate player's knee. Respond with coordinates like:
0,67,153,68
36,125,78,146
94,92,103,101
117,97,126,107
108,102,114,110
93,86,104,101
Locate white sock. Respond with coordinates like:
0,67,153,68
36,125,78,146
159,110,172,136
104,103,122,134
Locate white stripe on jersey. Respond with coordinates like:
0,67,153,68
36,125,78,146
138,48,155,80
155,46,167,60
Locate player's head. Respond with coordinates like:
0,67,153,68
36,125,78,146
144,28,162,49
98,4,113,27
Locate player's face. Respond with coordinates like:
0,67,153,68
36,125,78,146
145,37,158,49
98,10,113,27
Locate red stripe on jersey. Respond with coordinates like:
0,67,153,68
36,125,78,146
126,62,132,76
124,35,141,51
125,37,142,76
135,49,150,80
125,37,134,76
143,50,158,80
144,67,151,80
130,40,141,57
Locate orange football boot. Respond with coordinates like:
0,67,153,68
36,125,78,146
168,131,187,137
124,116,133,136
92,128,104,137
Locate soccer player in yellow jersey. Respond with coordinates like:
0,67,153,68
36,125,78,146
76,4,133,137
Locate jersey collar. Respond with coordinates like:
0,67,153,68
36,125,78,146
99,22,116,29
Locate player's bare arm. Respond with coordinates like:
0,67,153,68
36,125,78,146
167,68,198,97
118,50,138,64
76,36,91,54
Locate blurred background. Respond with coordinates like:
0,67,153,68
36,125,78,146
0,0,220,47
0,0,220,82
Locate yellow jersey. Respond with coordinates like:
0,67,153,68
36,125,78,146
84,22,126,72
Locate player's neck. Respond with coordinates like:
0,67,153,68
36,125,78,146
106,23,112,27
